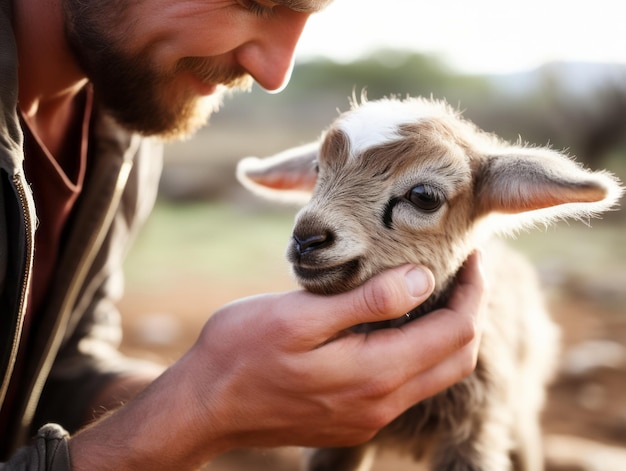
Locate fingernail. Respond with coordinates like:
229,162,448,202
405,267,432,297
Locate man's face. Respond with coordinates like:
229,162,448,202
62,0,329,140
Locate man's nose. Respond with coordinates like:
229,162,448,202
235,12,310,93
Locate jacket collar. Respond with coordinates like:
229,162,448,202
0,0,23,174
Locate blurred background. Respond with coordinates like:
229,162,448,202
119,1,626,469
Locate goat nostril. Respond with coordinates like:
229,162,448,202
293,233,331,254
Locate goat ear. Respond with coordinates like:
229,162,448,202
236,141,319,204
475,147,623,224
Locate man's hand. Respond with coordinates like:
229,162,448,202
69,251,485,471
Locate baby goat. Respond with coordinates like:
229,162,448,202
236,96,623,471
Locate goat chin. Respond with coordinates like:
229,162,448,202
236,95,623,471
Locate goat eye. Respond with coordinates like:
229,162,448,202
406,184,443,212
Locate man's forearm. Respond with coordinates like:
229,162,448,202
68,353,228,471
83,369,163,424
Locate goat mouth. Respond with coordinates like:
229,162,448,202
292,259,362,295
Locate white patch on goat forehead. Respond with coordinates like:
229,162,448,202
337,99,444,157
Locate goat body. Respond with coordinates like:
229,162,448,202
237,96,624,471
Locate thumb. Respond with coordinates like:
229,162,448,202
316,265,435,335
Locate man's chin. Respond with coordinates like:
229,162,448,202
158,83,252,141
160,94,223,142
116,87,224,141
110,79,252,141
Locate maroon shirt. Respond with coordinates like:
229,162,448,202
22,91,91,322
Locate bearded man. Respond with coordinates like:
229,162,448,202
0,1,486,469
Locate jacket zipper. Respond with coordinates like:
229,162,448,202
14,138,138,446
0,175,34,408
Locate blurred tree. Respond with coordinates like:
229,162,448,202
286,49,494,103
552,79,626,168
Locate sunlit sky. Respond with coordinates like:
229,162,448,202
296,0,626,75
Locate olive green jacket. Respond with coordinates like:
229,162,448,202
1,0,164,466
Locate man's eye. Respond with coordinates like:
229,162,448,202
240,0,277,18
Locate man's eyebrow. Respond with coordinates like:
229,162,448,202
275,0,333,13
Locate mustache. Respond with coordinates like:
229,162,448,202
176,56,253,90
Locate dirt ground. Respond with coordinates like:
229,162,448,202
118,272,626,470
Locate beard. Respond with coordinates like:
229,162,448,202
62,1,253,140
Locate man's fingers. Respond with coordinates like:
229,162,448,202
447,249,487,316
356,250,484,370
300,265,435,339
326,250,486,399
382,340,480,419
266,250,484,388
308,251,483,343
345,300,477,389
